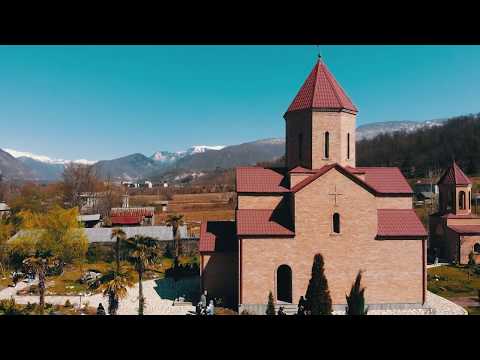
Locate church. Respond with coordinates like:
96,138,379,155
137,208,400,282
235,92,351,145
429,162,480,265
199,58,428,314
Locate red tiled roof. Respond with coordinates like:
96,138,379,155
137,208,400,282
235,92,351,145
377,209,427,238
111,207,155,217
289,166,316,174
448,225,480,235
285,59,358,115
441,213,480,219
236,167,290,193
236,209,294,236
111,215,143,225
199,221,237,253
353,167,413,194
438,161,472,186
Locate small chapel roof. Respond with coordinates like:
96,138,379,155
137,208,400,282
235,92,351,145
285,59,358,115
437,161,472,186
236,209,294,236
447,224,480,235
376,209,427,239
199,221,237,252
236,167,290,193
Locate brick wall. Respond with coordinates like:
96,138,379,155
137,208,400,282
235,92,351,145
240,168,424,307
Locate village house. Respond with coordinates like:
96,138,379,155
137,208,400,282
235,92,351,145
429,162,480,264
110,207,155,226
199,58,428,314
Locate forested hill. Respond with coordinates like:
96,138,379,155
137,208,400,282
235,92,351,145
356,113,480,178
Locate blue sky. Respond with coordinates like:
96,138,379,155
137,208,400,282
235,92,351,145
0,45,479,161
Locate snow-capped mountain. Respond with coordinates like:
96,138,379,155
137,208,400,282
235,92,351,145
2,148,97,165
150,145,226,163
357,118,447,141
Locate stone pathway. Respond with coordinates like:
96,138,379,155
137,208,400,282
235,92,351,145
331,291,467,315
0,278,195,315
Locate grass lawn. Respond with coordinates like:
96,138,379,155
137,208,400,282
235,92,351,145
43,255,199,296
428,265,480,315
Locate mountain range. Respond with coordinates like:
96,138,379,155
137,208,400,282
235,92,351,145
0,116,462,182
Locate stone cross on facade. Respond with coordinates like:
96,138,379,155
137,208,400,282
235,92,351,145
328,185,343,206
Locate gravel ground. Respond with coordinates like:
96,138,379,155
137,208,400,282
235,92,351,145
0,278,194,315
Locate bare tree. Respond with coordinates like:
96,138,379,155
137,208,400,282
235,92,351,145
62,163,99,210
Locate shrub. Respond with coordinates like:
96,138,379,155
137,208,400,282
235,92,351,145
305,253,332,315
0,298,22,315
266,291,275,315
64,299,72,308
240,309,251,315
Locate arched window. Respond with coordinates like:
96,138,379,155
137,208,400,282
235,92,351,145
324,132,330,159
333,213,340,234
474,243,480,254
277,265,292,303
347,133,350,160
459,191,466,210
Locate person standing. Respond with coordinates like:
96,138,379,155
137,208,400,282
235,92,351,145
200,290,207,309
97,303,106,315
206,300,215,315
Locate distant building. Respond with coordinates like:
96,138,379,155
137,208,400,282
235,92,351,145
429,162,480,264
110,207,155,226
0,202,10,219
144,180,153,189
77,214,102,228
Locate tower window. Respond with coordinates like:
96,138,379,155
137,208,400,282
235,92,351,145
333,213,340,234
324,132,330,159
474,243,480,254
469,191,471,209
298,133,303,161
459,191,466,210
347,133,350,160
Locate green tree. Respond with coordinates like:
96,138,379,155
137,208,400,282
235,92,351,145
166,214,184,258
305,253,332,315
345,270,368,315
266,291,275,315
468,251,476,281
124,235,160,315
111,228,126,274
22,254,59,315
13,206,88,265
97,266,134,315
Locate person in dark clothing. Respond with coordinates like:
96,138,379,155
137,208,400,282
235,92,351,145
277,306,286,315
297,296,306,315
97,303,106,315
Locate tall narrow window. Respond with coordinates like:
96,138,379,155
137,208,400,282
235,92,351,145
347,133,350,159
459,191,466,210
333,213,340,234
324,132,330,159
298,133,303,161
469,191,471,209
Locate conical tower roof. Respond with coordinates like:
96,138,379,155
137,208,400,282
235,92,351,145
285,59,358,115
438,161,472,186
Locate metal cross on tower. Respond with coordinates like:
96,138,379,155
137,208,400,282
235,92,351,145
328,185,343,206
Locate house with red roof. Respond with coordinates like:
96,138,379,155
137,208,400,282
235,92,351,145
199,58,427,314
429,162,480,264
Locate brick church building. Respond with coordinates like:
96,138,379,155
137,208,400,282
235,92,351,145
199,58,428,314
429,162,480,264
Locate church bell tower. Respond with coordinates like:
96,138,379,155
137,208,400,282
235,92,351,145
284,58,358,170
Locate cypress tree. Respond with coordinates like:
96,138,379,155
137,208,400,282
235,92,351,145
345,270,368,315
266,291,276,315
305,254,332,315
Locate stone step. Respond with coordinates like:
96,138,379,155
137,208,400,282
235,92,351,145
275,303,298,315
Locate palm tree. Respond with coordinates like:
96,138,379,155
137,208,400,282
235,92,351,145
22,254,58,315
124,235,160,315
111,228,126,274
97,267,134,315
165,214,185,258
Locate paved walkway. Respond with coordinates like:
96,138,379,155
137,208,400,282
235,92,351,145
0,279,195,315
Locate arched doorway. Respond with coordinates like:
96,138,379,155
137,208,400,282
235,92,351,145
277,265,292,303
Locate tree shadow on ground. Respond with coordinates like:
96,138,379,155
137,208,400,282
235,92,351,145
153,276,200,303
